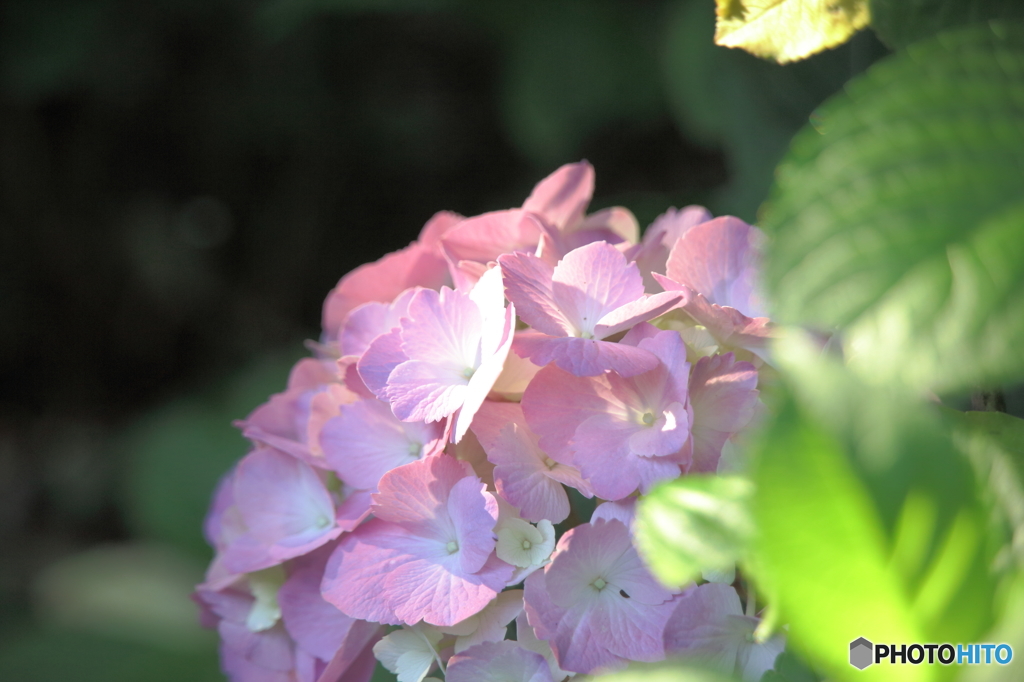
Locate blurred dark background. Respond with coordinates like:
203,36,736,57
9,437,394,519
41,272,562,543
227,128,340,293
0,0,887,678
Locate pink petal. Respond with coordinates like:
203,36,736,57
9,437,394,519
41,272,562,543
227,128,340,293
316,620,382,682
527,520,677,673
498,251,575,337
448,476,500,574
387,360,470,424
451,428,496,489
441,209,546,287
591,498,637,528
278,547,359,661
454,303,516,443
239,387,316,463
589,591,676,663
387,553,512,626
578,206,640,244
628,206,712,292
489,351,543,399
320,518,405,625
489,424,572,523
305,384,352,460
401,287,483,370
662,582,744,665
572,416,683,498
522,161,594,232
233,449,342,562
470,401,529,453
550,241,645,335
619,321,663,346
334,489,373,532
340,287,419,357
356,328,407,400
446,641,553,682
220,620,296,675
685,291,773,354
337,356,375,400
320,398,443,490
288,358,341,392
592,290,684,339
688,353,759,473
418,210,464,247
449,590,525,654
513,332,659,378
521,364,628,461
386,286,484,422
626,401,690,458
523,570,626,675
665,216,766,317
322,237,451,342
370,454,474,526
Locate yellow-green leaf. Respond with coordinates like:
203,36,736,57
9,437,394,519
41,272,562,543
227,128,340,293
714,0,870,63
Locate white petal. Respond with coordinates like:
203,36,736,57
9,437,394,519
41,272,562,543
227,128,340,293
373,625,444,682
245,565,285,632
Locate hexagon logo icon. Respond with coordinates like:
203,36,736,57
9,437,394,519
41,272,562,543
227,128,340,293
850,637,873,670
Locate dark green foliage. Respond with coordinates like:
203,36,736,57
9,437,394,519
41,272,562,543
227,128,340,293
870,0,1024,49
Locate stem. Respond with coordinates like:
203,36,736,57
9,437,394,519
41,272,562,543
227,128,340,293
745,583,756,618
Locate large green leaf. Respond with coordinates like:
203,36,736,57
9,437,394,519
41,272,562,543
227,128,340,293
762,22,1024,393
943,409,1024,570
634,474,754,589
870,0,1024,49
752,333,997,680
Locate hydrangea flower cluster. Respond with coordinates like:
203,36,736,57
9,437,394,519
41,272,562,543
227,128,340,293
195,162,782,682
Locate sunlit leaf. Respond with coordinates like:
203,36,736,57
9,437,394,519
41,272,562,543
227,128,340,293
751,333,997,680
713,0,870,64
634,475,754,589
960,574,1024,682
943,408,1024,569
762,22,1024,393
870,0,1024,50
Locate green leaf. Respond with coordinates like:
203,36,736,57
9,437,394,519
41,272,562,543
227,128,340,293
714,0,870,64
943,409,1024,570
751,333,997,680
762,22,1024,393
761,649,823,682
869,0,1024,50
634,475,754,589
960,573,1024,682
